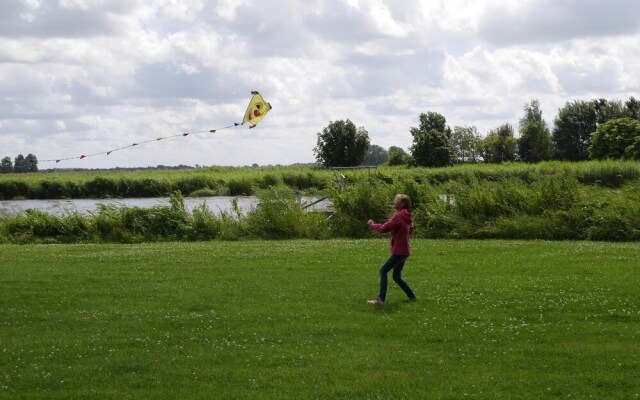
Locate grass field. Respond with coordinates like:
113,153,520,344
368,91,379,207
1,239,639,399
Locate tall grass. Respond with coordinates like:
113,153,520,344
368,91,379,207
2,162,640,242
0,165,336,200
2,161,640,200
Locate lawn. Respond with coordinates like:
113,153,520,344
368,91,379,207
1,239,639,399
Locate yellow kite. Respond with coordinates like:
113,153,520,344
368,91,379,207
242,91,272,128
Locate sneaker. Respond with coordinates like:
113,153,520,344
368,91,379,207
367,298,384,305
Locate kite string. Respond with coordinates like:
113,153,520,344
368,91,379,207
40,123,242,163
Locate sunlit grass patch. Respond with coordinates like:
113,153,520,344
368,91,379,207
1,239,639,399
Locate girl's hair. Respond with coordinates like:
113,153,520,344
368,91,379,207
395,194,412,210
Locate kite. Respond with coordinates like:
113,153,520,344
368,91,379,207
242,91,272,128
41,91,272,163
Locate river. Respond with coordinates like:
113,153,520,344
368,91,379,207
0,196,332,217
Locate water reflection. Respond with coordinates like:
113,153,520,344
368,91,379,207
0,196,332,216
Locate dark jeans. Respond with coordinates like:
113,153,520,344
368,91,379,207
378,254,416,302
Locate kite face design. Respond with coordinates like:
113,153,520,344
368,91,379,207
242,91,272,128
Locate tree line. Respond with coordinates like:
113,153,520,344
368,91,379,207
1,154,39,173
314,97,640,167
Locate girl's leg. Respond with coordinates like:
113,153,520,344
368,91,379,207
392,258,416,299
378,255,403,302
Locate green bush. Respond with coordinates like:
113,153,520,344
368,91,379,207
587,195,640,241
257,174,281,188
188,203,221,241
330,181,393,237
247,186,306,239
84,177,120,198
125,178,170,197
529,175,581,213
450,178,530,222
227,179,254,196
36,180,69,199
174,176,216,195
302,212,331,239
2,209,91,243
0,180,31,200
412,190,457,238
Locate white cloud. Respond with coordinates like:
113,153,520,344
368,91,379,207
478,0,640,45
0,0,639,168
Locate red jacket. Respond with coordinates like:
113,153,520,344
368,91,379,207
370,209,413,256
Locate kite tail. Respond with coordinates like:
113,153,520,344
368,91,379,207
40,91,270,163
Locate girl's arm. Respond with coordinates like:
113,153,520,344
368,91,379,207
368,214,401,233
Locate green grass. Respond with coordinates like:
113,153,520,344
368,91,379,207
1,239,639,399
2,160,640,200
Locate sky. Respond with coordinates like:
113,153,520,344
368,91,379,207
1,0,639,169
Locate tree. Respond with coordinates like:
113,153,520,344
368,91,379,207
314,120,370,167
589,117,640,160
593,98,626,125
552,100,597,161
518,100,553,163
25,153,38,173
410,112,454,167
362,144,388,166
625,96,640,120
479,123,517,163
626,136,640,160
13,154,27,173
387,146,410,166
0,157,12,173
451,125,481,163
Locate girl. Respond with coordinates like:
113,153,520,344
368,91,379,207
367,194,416,305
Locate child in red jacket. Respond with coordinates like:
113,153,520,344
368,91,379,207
367,194,417,305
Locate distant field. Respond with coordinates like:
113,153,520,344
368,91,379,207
1,239,639,399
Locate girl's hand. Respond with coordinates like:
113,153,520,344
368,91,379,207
367,219,374,226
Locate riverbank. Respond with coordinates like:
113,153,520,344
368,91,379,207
2,161,639,200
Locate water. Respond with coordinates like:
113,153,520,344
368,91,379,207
0,196,333,217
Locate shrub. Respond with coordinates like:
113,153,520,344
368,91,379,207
188,203,221,241
84,177,120,198
174,176,216,195
257,174,281,188
529,175,581,213
411,189,457,238
217,198,249,240
227,178,254,196
330,181,393,237
450,178,529,222
302,212,331,239
1,209,91,243
0,181,31,200
586,195,640,241
247,186,306,239
125,178,170,197
36,180,69,199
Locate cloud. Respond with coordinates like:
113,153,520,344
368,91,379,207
0,0,133,38
478,0,640,46
341,50,446,96
1,0,639,168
